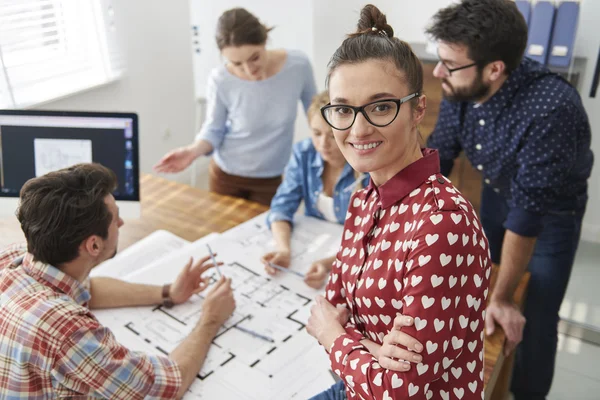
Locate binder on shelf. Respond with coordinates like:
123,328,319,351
515,1,532,26
526,1,556,65
548,1,580,68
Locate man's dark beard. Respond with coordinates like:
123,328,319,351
442,71,491,103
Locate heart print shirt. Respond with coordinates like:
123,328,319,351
325,148,491,400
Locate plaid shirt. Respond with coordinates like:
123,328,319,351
0,243,182,399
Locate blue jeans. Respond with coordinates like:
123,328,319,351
479,185,584,400
309,381,347,400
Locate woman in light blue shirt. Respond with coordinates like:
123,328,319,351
261,92,368,288
154,8,317,205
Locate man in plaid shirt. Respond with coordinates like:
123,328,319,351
0,163,235,399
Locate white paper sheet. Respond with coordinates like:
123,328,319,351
221,211,344,278
91,230,195,280
92,215,343,399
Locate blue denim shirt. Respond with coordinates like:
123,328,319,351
266,139,368,228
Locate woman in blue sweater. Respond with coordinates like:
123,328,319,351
262,92,368,288
154,8,316,205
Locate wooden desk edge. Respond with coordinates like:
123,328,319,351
486,270,531,398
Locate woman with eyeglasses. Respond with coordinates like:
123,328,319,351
261,91,369,289
154,8,316,206
306,4,491,400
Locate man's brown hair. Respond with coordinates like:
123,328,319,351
17,163,118,266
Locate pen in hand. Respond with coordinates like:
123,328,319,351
206,244,222,278
268,262,305,278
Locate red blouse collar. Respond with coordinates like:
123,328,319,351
366,148,441,209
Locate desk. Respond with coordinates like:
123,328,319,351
0,174,268,250
0,174,528,398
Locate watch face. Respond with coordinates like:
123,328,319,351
163,299,175,309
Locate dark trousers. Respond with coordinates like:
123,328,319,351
479,185,585,400
209,159,282,206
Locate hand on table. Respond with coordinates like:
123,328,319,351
304,258,331,289
261,250,291,276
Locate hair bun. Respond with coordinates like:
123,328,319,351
356,4,394,38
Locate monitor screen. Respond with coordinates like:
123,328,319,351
0,110,139,203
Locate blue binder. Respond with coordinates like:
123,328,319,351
515,1,532,26
548,1,580,68
526,1,556,64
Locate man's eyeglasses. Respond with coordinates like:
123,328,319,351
320,93,420,131
436,51,479,76
437,60,478,76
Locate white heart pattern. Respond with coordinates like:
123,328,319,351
414,317,427,331
419,255,431,267
434,318,445,332
431,275,444,288
447,232,459,245
391,373,403,388
421,295,435,309
430,214,443,225
440,253,452,266
408,383,419,397
426,341,438,354
425,233,439,246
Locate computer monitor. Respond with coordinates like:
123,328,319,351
0,110,140,218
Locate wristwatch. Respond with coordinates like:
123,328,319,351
162,283,174,308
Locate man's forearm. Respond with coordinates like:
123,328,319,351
88,277,162,309
492,230,537,302
170,319,220,398
271,221,292,252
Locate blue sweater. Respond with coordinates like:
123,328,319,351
196,50,317,178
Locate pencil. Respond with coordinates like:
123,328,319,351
206,244,222,278
234,325,275,343
268,262,305,278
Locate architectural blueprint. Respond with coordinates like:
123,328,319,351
93,213,344,398
221,212,344,279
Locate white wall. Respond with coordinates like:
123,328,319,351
190,0,314,97
312,0,454,89
188,0,315,188
35,0,197,184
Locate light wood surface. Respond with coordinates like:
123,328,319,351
0,174,528,397
0,174,268,250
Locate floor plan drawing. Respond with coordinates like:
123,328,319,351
94,261,332,399
92,214,344,398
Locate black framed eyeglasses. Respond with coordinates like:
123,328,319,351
320,92,420,131
436,51,478,76
438,60,478,75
